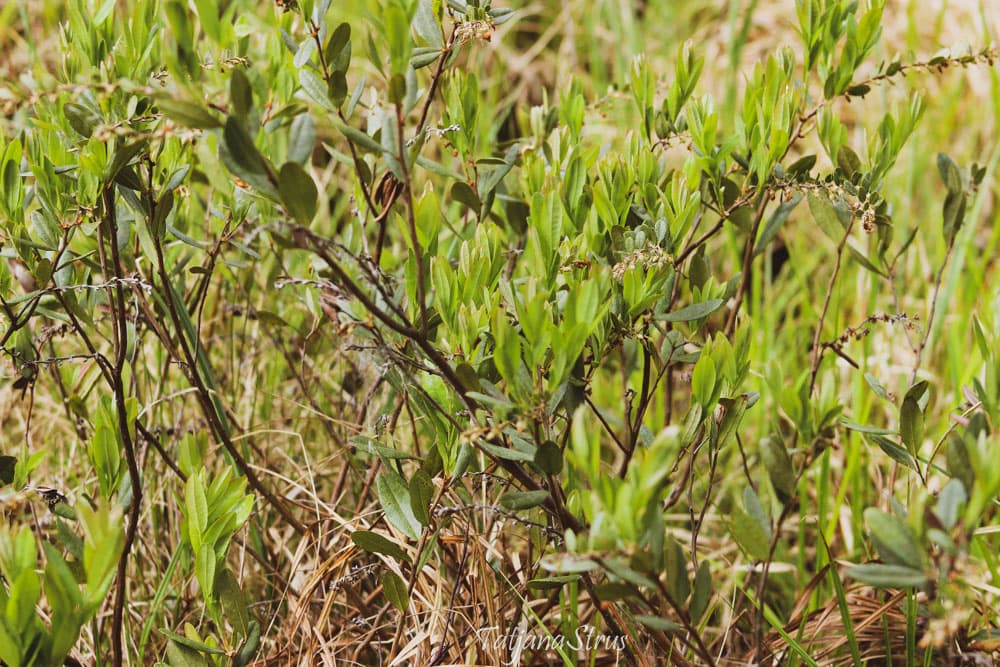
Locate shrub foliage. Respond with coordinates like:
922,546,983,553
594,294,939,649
0,0,998,664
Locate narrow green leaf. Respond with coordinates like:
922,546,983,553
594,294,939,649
185,473,208,548
846,563,927,588
157,98,222,129
935,479,967,531
942,189,966,243
837,145,862,177
325,22,352,73
866,434,916,469
351,530,410,563
808,191,847,242
664,538,690,603
729,505,770,561
161,629,227,655
334,120,385,154
744,486,771,540
230,69,253,122
899,384,927,457
864,373,890,401
760,436,796,503
410,47,442,69
376,473,422,540
753,195,801,257
635,615,682,632
278,162,318,225
413,0,444,47
527,575,580,590
657,298,724,322
64,102,101,137
841,419,894,435
690,561,712,623
381,571,409,612
233,622,261,667
864,508,923,569
222,116,265,176
299,69,337,111
408,469,434,527
498,489,549,511
690,353,716,408
192,0,220,43
936,152,962,193
848,246,886,277
288,113,317,165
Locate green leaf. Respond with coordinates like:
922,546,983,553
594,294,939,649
222,116,266,177
410,47,442,69
233,622,261,667
351,436,421,461
230,69,253,122
498,489,549,511
847,246,886,277
165,639,211,667
479,439,535,462
194,543,216,600
866,434,916,470
64,102,101,137
376,473,422,540
157,98,222,129
192,0,220,42
836,145,862,178
690,353,716,408
760,436,796,503
846,563,927,588
664,538,690,603
160,629,227,655
413,0,444,48
899,381,927,457
350,530,410,563
635,615,682,632
935,479,966,531
324,23,352,73
690,561,712,623
217,569,251,636
753,195,801,257
94,0,116,23
451,181,482,212
384,3,413,76
808,191,847,242
942,189,966,244
408,469,434,527
329,71,348,107
727,487,772,562
864,373,890,401
299,69,337,111
840,419,894,435
936,152,962,193
381,570,409,612
278,162,318,225
527,575,580,590
185,472,208,551
533,440,563,475
657,298,724,322
288,113,317,165
946,434,975,493
864,508,923,569
334,120,385,154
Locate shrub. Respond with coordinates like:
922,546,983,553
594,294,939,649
0,0,998,664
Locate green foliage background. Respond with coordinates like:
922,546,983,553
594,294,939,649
0,0,999,664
